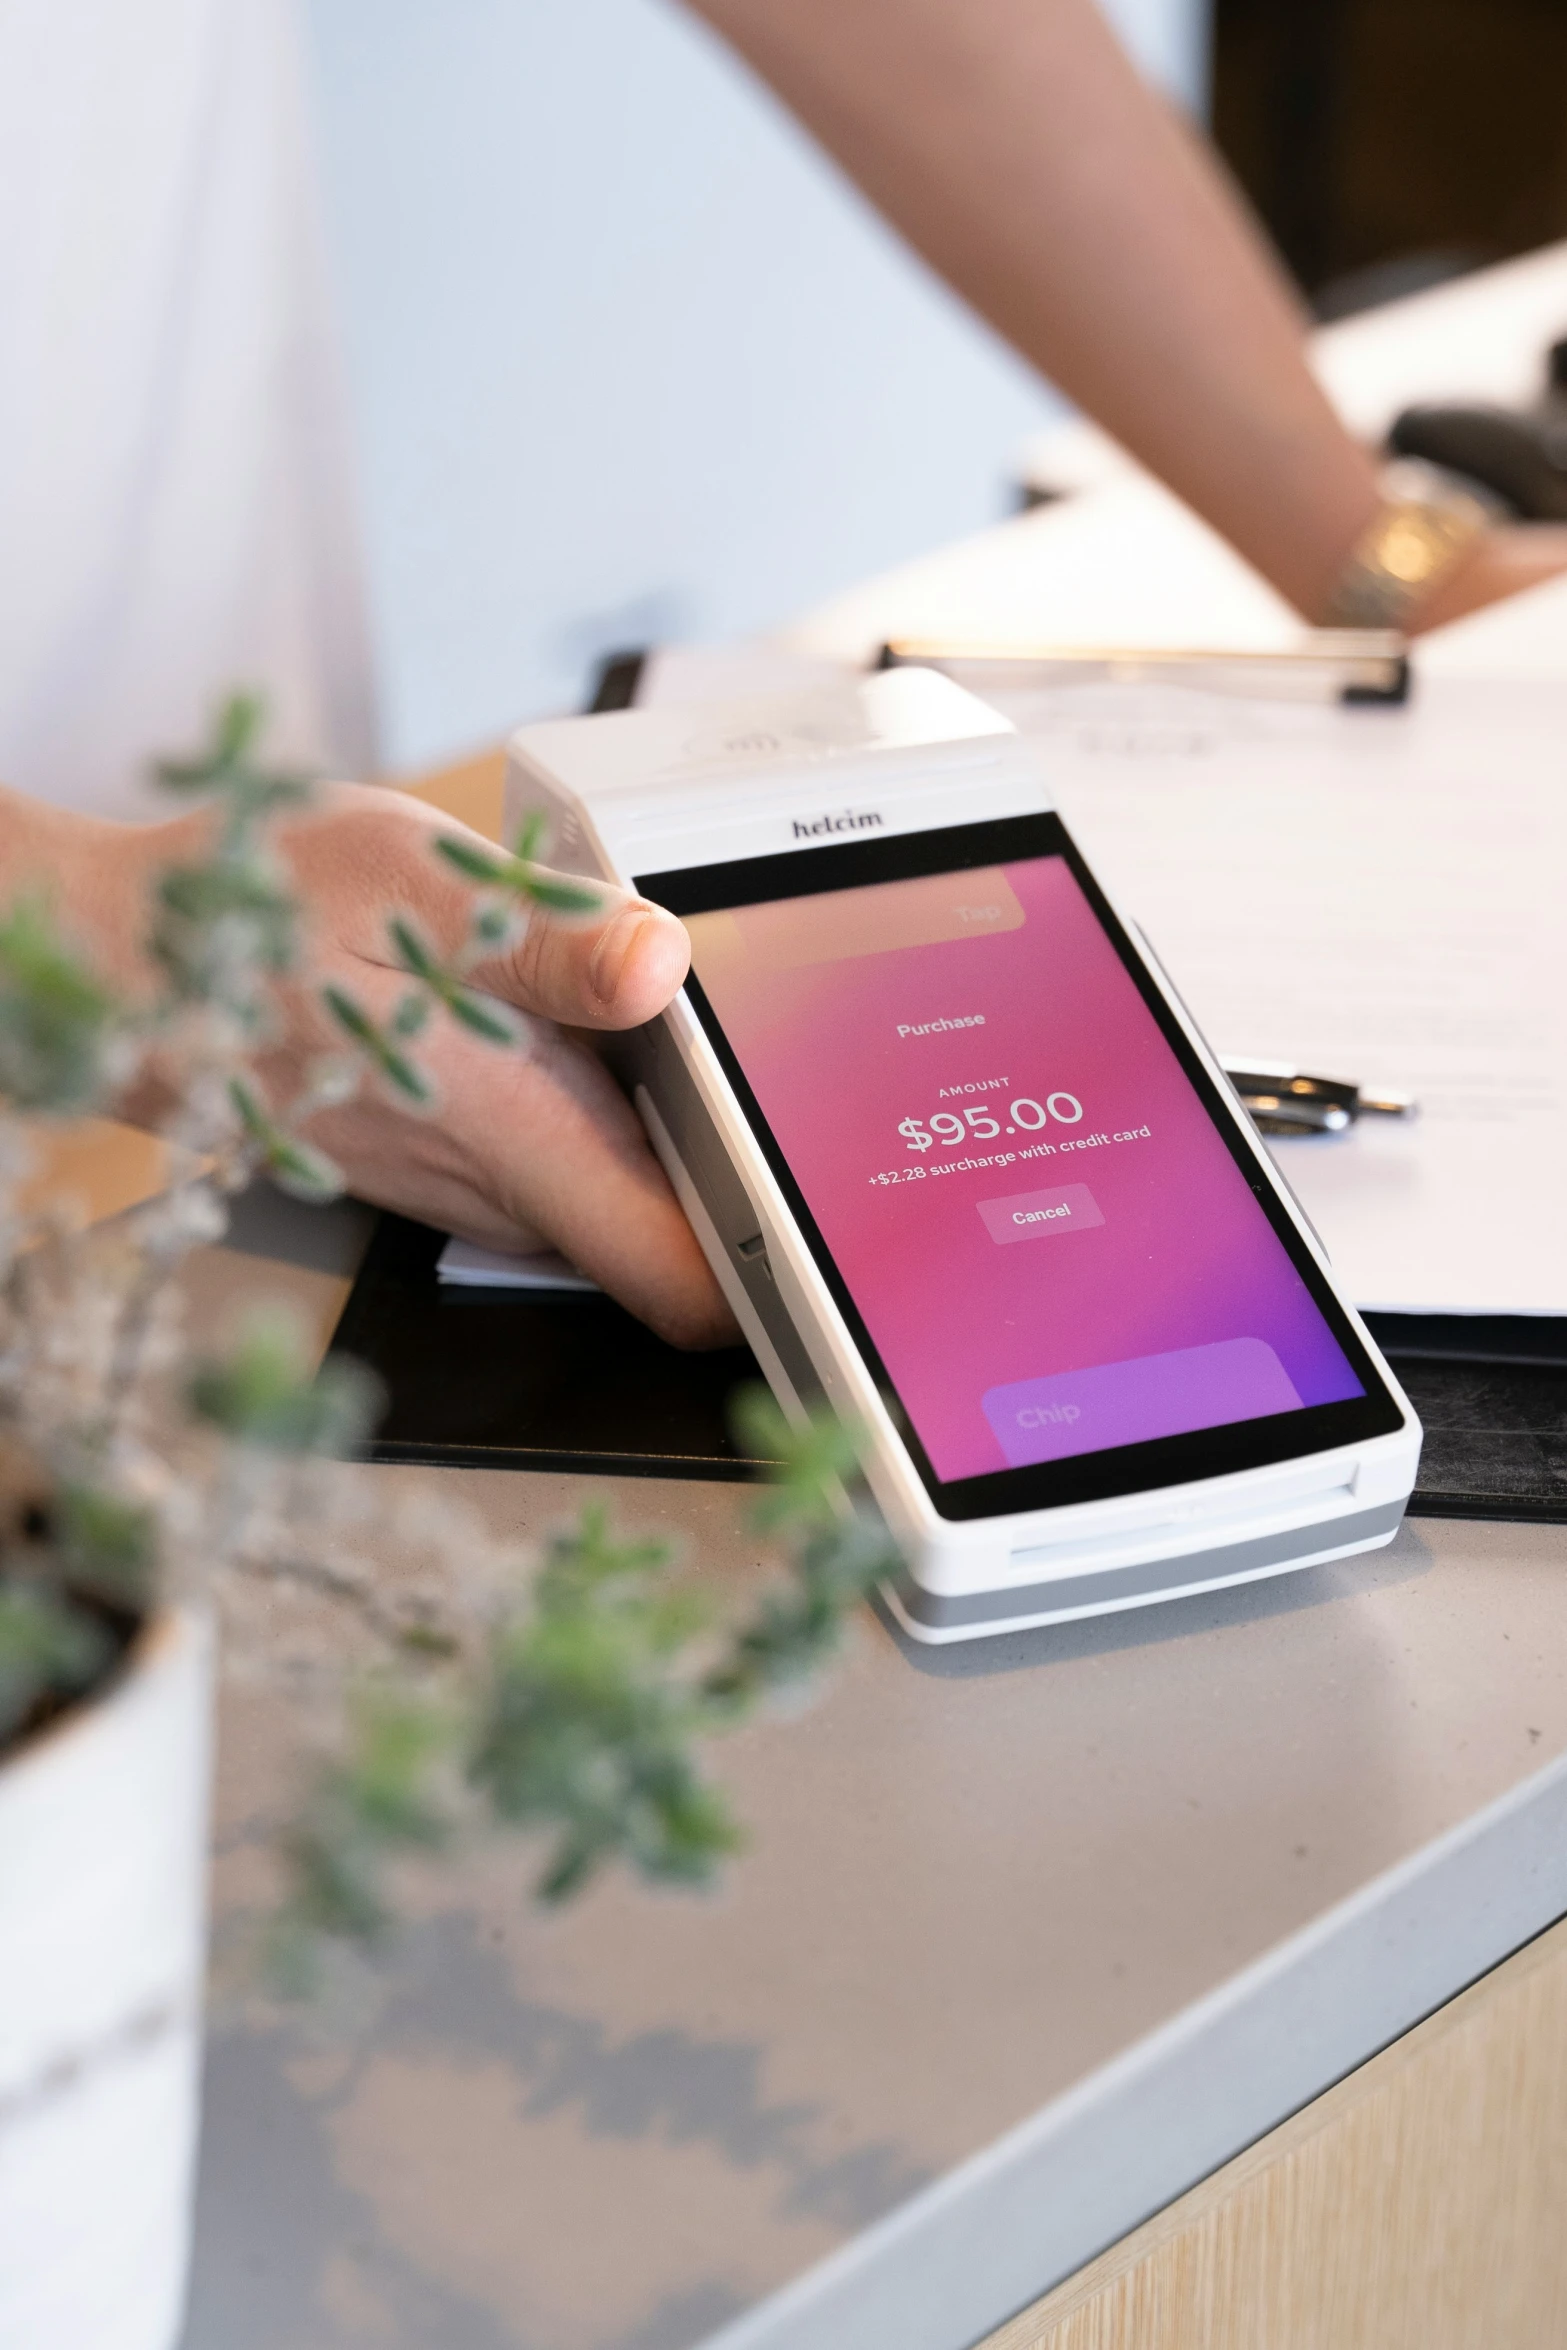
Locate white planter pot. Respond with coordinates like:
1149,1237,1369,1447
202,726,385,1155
0,1609,212,2350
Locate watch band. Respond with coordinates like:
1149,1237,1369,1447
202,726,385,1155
1325,491,1488,629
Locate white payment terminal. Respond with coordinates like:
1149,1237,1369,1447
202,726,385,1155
505,670,1420,1642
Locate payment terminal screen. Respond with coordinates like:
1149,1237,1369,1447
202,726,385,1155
680,847,1366,1488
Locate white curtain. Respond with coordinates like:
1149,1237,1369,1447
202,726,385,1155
0,0,376,820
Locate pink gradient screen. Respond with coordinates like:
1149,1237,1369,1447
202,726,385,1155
686,854,1363,1486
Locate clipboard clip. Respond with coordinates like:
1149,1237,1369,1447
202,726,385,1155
877,631,1411,706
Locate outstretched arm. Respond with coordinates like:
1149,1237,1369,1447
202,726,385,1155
687,0,1567,627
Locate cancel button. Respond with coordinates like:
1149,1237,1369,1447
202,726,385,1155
977,1182,1105,1245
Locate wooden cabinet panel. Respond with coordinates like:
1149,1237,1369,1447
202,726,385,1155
983,1913,1567,2350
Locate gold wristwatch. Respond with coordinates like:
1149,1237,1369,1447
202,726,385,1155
1325,489,1488,629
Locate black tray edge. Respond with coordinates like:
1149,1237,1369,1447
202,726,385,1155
1409,1489,1567,1526
361,1438,768,1482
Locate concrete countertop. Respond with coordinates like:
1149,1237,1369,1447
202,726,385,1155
180,1190,1567,2350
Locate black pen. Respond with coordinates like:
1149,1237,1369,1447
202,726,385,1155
1221,1059,1418,1136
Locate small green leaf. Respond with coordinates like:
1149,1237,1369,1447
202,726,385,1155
397,1623,460,1659
382,1059,431,1105
54,1484,158,1610
727,1385,796,1464
511,810,548,865
217,692,265,765
0,1581,114,1747
154,691,265,790
0,897,118,1113
435,836,511,887
227,1077,344,1201
388,919,441,985
187,1312,383,1455
464,1505,739,1903
339,1691,452,1846
728,1385,852,1529
267,1136,346,1203
156,865,289,925
322,986,433,1104
471,903,513,947
153,692,313,822
149,854,299,1004
391,991,432,1038
434,833,600,915
523,875,602,914
322,986,381,1045
448,992,518,1045
385,913,517,1047
271,1692,456,1984
228,1073,277,1145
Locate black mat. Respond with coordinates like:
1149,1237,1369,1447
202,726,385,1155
326,1217,1567,1517
1365,1316,1567,1524
327,1213,772,1479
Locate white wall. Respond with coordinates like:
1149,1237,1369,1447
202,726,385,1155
303,0,1210,768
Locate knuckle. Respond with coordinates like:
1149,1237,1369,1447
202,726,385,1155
504,909,556,1005
644,1283,740,1352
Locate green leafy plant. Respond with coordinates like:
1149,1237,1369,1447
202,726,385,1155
0,696,899,1986
266,1395,890,1983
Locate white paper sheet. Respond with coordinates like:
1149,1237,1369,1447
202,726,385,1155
992,673,1567,1315
437,1238,600,1292
452,649,1567,1317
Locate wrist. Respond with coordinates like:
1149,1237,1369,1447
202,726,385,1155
1320,480,1489,632
0,786,199,998
1404,521,1567,634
